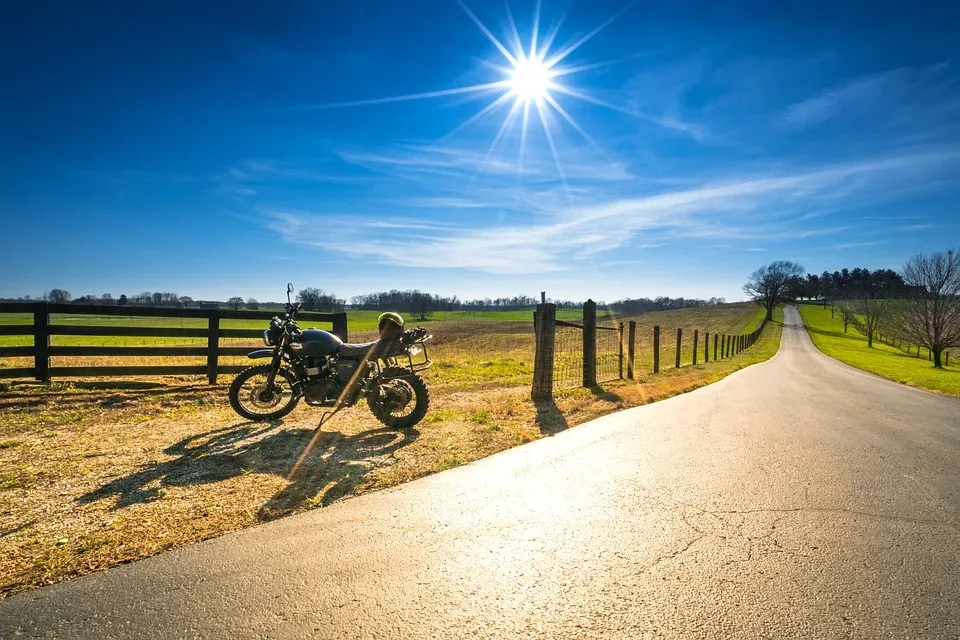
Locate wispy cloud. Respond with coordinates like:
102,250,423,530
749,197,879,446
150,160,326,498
265,147,960,274
781,63,960,131
337,143,633,182
815,241,886,251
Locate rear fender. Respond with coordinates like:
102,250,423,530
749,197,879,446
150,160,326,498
247,349,274,359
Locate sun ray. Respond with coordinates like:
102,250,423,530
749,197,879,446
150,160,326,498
503,1,525,60
543,93,611,161
457,0,519,67
517,99,532,180
530,0,542,59
549,53,646,79
441,91,516,140
536,99,567,189
471,100,523,183
301,81,509,110
537,10,568,60
545,0,641,69
550,84,638,117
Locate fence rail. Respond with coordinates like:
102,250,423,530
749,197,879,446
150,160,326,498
0,302,348,383
531,298,768,400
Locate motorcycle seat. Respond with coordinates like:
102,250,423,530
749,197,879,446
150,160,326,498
337,340,406,359
338,342,379,358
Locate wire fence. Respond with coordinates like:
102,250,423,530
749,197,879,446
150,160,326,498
553,321,584,390
531,299,769,400
596,325,621,383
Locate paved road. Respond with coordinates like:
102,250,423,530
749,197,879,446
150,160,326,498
3,306,959,639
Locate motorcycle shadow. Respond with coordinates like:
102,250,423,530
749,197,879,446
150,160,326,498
77,420,419,523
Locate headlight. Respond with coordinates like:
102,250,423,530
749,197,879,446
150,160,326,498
263,329,273,346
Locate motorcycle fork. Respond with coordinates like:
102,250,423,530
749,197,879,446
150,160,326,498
265,350,283,386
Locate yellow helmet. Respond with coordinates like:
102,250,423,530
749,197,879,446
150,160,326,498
377,312,405,339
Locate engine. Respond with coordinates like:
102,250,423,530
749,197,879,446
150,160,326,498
302,356,339,404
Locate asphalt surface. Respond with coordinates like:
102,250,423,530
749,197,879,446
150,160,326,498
3,306,959,639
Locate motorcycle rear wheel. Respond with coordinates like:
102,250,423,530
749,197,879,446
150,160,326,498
368,366,429,429
229,364,300,421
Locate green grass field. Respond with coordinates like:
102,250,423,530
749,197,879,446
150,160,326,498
798,303,960,397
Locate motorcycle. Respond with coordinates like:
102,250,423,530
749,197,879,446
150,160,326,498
228,284,432,429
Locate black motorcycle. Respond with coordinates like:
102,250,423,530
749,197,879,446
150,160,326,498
229,284,432,429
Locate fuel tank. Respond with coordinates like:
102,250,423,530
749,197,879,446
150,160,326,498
292,329,343,356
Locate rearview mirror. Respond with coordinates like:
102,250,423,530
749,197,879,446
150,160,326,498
287,283,294,303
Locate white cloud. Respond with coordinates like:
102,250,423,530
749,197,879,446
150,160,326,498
265,147,960,274
781,63,960,130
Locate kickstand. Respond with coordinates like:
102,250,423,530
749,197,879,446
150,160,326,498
316,407,342,432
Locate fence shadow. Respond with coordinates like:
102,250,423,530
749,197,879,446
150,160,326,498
534,399,570,435
587,385,626,404
77,421,419,522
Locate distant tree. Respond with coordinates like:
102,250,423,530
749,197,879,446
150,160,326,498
178,296,193,308
246,297,259,310
834,300,855,333
227,296,244,310
152,292,162,305
890,248,960,368
298,288,323,311
743,261,805,321
118,294,128,306
160,292,180,307
855,296,887,348
100,293,114,305
46,289,71,304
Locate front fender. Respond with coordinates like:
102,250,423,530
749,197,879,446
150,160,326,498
246,349,275,359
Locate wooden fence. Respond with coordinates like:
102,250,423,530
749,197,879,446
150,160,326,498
532,300,767,400
0,302,347,384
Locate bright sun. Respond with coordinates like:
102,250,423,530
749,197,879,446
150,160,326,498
510,55,553,104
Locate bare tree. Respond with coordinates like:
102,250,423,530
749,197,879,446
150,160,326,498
854,297,887,347
227,296,244,310
45,289,71,304
891,249,960,368
834,300,856,333
743,261,805,321
246,297,259,310
298,287,322,311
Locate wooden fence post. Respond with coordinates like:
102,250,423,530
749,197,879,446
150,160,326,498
531,303,556,399
206,310,220,385
627,321,636,380
653,326,660,374
692,329,699,365
704,332,709,363
675,328,682,369
332,313,348,342
583,299,596,387
714,333,719,361
618,322,625,380
33,302,50,382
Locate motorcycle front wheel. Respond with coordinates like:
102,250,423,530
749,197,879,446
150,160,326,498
368,366,429,429
229,364,300,421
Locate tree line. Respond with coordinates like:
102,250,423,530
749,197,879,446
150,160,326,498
744,248,960,368
8,287,727,320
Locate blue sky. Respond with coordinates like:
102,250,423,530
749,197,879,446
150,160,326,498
2,0,959,303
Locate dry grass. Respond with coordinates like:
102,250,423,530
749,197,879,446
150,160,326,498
0,303,780,597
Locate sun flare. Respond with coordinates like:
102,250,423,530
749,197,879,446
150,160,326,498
312,0,641,185
509,55,553,104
